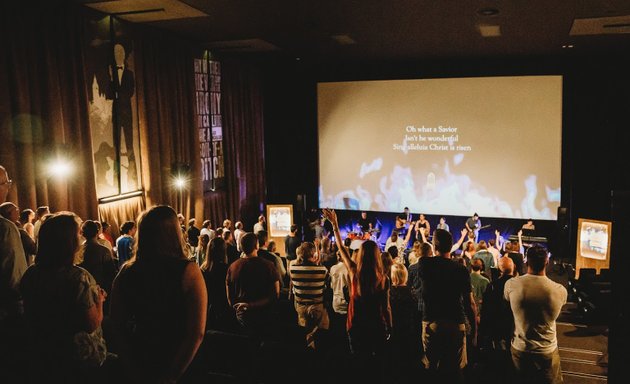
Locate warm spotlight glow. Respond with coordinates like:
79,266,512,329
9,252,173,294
174,176,187,189
48,158,74,178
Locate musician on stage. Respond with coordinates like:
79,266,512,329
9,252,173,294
521,219,535,231
357,211,373,233
395,207,412,237
436,217,450,232
414,213,431,241
465,213,482,243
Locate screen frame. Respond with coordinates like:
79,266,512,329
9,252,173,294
316,74,564,220
267,204,294,238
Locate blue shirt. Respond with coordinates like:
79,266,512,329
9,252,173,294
116,235,134,266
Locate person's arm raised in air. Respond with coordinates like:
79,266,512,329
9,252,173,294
495,230,503,252
419,226,428,244
402,221,414,247
323,209,356,275
517,229,524,255
450,228,468,253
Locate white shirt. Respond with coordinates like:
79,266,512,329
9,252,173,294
385,237,405,255
504,274,567,354
329,262,349,314
200,228,215,240
253,222,264,235
488,246,500,268
234,228,245,251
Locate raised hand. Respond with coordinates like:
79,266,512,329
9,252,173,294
322,208,339,228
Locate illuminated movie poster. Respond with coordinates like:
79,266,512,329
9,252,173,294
267,205,293,238
85,16,142,199
578,219,611,261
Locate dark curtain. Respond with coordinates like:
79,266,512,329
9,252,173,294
133,27,204,222
0,4,99,220
204,60,266,230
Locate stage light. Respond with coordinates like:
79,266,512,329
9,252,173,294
48,158,74,178
174,176,187,189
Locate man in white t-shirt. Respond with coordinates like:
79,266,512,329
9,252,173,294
200,220,215,240
504,245,567,384
253,215,265,235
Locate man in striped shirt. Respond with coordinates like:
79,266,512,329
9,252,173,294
289,242,329,349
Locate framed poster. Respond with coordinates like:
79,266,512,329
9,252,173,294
577,218,611,261
267,205,293,238
575,218,611,278
85,15,142,199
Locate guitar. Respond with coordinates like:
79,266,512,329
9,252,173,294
395,215,412,229
468,224,491,233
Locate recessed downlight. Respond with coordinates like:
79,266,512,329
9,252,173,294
478,8,500,17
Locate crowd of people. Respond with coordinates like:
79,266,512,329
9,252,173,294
0,164,568,384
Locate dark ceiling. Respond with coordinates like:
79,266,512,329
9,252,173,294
82,0,630,61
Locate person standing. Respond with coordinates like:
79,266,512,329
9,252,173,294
253,215,266,235
419,229,477,384
187,219,200,248
226,232,281,337
323,209,392,381
110,206,207,383
285,224,301,261
465,213,481,243
437,216,450,232
504,245,567,384
33,205,50,240
116,221,136,268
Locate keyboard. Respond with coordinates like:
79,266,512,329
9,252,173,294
508,235,548,244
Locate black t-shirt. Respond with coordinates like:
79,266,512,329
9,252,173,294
187,226,200,247
507,252,525,275
285,235,301,260
226,243,240,265
358,217,371,231
466,217,478,230
226,257,280,305
419,256,471,323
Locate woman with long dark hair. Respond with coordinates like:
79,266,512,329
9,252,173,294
322,209,392,360
200,236,232,330
110,205,207,383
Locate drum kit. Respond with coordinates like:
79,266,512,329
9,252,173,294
347,228,379,241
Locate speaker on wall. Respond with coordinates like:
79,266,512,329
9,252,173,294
552,206,569,260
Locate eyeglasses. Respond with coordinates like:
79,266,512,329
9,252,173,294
0,179,13,187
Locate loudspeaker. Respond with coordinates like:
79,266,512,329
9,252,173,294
557,206,568,231
552,206,569,260
296,194,306,212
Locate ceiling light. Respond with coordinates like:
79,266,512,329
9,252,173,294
478,24,502,37
332,34,357,45
477,8,500,17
